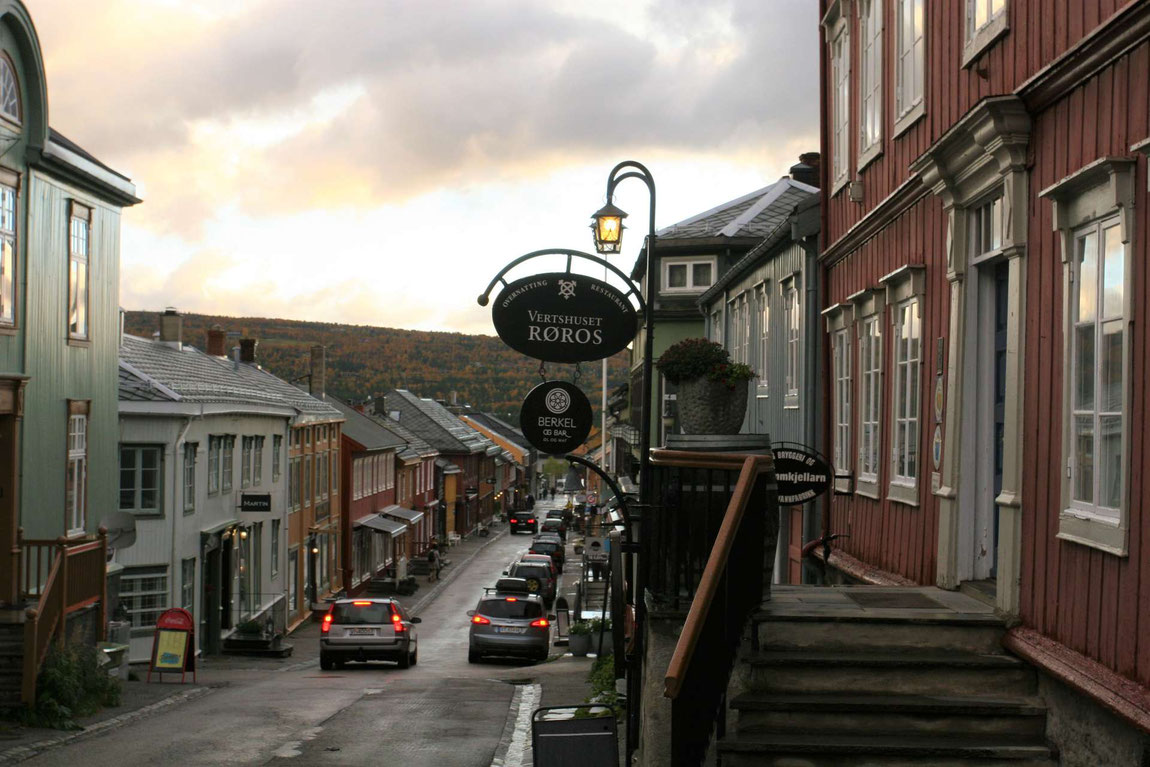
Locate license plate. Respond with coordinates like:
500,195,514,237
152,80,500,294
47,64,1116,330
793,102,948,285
349,628,376,636
495,627,526,634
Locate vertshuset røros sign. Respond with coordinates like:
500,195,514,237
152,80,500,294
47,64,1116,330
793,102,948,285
520,380,592,456
492,272,637,363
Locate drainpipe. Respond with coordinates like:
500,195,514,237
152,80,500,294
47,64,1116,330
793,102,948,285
801,232,822,583
172,410,200,620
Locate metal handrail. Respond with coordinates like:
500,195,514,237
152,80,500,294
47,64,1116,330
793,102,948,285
661,453,772,699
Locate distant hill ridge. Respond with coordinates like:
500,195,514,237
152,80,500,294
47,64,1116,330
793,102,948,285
123,311,629,423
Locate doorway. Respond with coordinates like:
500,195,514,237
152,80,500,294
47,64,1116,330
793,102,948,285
202,545,221,654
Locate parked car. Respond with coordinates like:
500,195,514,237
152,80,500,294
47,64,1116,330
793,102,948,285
508,510,538,535
546,507,574,525
468,579,551,663
540,517,567,541
506,560,557,606
528,537,565,572
320,598,421,670
520,552,559,579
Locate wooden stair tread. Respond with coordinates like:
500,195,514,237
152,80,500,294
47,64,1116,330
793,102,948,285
731,691,1047,716
748,649,1026,668
718,731,1056,758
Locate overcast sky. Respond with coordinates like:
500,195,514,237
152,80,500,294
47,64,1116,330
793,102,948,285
35,0,818,335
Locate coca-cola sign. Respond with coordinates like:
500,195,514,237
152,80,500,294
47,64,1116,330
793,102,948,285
491,272,637,363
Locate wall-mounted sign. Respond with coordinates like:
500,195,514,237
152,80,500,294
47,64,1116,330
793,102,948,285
240,493,272,512
520,381,592,456
772,445,833,505
492,272,637,363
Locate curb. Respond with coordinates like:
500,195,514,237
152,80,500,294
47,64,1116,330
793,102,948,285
0,685,213,764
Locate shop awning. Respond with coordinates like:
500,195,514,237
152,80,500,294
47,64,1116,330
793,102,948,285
355,514,407,536
381,505,425,525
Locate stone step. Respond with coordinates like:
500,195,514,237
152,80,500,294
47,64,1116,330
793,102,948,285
717,732,1058,767
731,692,1048,738
755,611,1005,654
746,650,1036,697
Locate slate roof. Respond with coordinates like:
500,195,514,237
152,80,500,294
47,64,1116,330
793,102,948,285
119,334,341,419
385,390,496,455
327,396,407,452
459,412,531,455
656,178,817,240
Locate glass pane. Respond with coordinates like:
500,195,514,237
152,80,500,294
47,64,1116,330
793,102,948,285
693,262,712,287
1077,231,1097,323
976,0,988,28
1073,416,1094,503
1100,321,1123,413
667,265,686,288
907,419,918,478
1098,415,1122,509
1102,224,1124,319
1074,324,1094,411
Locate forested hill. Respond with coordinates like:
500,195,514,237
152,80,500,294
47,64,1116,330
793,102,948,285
123,311,631,422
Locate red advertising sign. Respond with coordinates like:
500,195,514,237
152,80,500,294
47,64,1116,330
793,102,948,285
148,607,196,683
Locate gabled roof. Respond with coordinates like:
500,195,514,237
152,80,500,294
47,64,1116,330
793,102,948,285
327,396,407,452
459,412,531,454
385,390,496,456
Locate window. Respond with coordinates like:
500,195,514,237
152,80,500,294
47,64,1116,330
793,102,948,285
756,283,770,397
241,436,253,488
271,519,280,576
318,450,329,499
858,314,883,493
303,454,311,505
66,406,87,533
254,436,264,485
120,445,162,514
710,309,723,344
68,205,91,341
181,558,195,611
859,0,883,165
288,548,299,614
221,435,235,492
0,180,15,325
272,435,282,481
208,436,221,495
728,293,749,365
662,258,715,293
783,278,801,407
121,566,168,631
289,456,300,509
183,443,196,513
964,0,1007,65
833,328,852,478
895,0,925,132
968,195,1003,261
831,19,850,188
331,447,339,495
0,55,19,123
353,457,362,500
891,298,922,494
317,533,330,591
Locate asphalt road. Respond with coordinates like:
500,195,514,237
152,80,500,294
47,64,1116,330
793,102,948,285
20,507,585,767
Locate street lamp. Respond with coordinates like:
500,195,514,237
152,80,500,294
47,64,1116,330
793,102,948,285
590,201,628,253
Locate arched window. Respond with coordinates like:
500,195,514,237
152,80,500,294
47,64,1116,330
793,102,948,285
0,56,20,124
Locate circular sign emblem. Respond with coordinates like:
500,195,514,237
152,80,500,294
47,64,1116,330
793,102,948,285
520,380,593,456
772,444,833,505
492,272,638,363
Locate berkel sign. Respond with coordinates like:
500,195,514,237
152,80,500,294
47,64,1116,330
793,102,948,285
772,445,833,504
520,380,592,455
492,272,637,363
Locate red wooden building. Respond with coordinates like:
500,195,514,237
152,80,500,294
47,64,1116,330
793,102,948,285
818,0,1150,757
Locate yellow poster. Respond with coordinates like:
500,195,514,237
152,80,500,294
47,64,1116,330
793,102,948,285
154,629,187,670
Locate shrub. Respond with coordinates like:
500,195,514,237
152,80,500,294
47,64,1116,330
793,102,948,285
15,643,122,729
569,621,593,636
656,338,755,389
585,653,622,713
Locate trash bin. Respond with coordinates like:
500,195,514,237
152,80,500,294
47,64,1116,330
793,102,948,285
532,705,618,766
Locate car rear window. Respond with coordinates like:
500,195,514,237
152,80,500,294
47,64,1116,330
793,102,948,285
331,602,393,625
546,510,564,518
510,564,549,580
531,542,559,554
478,599,544,619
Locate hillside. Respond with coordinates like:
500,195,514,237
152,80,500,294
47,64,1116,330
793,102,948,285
124,311,631,423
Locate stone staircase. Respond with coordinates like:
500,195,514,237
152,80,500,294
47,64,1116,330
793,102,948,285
716,586,1059,767
0,621,23,709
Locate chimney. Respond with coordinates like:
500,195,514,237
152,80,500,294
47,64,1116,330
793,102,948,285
159,307,182,349
240,338,258,364
309,345,326,399
206,325,226,356
790,152,821,188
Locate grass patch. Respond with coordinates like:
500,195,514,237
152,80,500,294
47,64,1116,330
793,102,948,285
584,653,623,718
8,644,122,730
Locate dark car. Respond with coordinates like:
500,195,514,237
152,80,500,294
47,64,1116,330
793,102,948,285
320,598,421,670
468,585,550,663
528,538,565,572
506,561,557,606
540,517,567,541
520,553,559,579
508,510,538,535
547,507,575,524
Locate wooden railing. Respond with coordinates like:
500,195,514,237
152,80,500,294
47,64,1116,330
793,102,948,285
19,531,108,705
647,449,778,767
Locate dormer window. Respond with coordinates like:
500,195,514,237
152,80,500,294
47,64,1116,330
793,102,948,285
0,56,20,124
662,257,715,293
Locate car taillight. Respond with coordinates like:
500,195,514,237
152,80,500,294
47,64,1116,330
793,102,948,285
472,614,491,625
321,614,333,633
530,618,549,628
527,519,535,524
353,601,372,606
391,612,406,632
505,597,518,602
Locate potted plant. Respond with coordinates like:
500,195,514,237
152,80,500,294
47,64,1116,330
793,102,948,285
656,338,755,435
569,621,594,657
588,617,613,656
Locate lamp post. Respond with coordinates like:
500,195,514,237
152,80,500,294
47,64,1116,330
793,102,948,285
591,161,655,764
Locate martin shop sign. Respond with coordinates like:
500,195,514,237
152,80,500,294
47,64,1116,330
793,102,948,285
492,272,637,363
520,380,592,456
772,446,833,505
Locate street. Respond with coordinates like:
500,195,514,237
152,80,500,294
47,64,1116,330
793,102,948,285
20,502,595,767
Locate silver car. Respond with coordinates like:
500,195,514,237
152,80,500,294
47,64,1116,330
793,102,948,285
320,598,421,670
468,584,551,663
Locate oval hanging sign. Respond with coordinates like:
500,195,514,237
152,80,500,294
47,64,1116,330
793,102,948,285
520,380,593,456
772,444,833,505
492,272,637,363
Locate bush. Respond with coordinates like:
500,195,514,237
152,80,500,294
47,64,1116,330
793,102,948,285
569,621,593,636
15,643,122,729
656,338,755,389
587,617,612,633
585,653,622,712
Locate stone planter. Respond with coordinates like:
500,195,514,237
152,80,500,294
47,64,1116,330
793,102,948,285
677,377,749,434
569,632,592,656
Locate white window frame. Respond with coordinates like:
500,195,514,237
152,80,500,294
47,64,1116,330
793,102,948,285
963,0,1008,68
121,565,168,634
272,435,282,482
783,276,801,408
66,411,87,534
894,0,926,136
253,436,264,485
851,288,886,498
67,203,91,342
661,257,717,294
120,444,163,516
1041,157,1135,556
241,436,253,488
710,309,723,344
881,265,926,506
288,546,299,615
755,282,770,399
180,558,195,611
0,179,16,326
208,436,220,495
183,442,196,514
824,302,855,492
221,435,235,492
823,0,852,193
858,0,883,169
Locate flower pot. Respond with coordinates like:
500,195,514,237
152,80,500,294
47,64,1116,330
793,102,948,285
569,632,592,657
677,377,749,434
